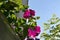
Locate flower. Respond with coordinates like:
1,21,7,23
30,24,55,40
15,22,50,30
23,9,35,19
23,9,30,19
28,28,36,38
28,26,41,37
35,26,41,34
29,9,35,16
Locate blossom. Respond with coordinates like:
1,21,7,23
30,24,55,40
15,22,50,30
35,26,41,34
23,9,35,19
28,28,36,38
29,9,35,16
28,26,41,38
23,9,30,19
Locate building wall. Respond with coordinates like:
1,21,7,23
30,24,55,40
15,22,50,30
22,0,28,5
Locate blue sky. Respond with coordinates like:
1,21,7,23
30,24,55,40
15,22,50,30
29,0,60,39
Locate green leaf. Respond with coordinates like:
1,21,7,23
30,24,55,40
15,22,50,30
30,22,37,27
36,16,40,19
18,18,26,25
11,14,16,19
43,23,50,30
23,5,29,9
7,17,12,23
3,11,9,17
15,27,18,33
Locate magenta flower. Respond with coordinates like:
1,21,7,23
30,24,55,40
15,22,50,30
28,28,36,38
29,9,35,16
35,26,41,34
23,9,35,19
28,26,41,37
23,9,30,19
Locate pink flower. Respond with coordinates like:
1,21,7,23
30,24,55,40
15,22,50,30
28,26,41,37
23,9,30,19
29,9,35,16
28,28,36,38
23,9,35,19
35,26,41,34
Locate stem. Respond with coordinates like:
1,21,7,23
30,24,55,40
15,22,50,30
26,19,29,24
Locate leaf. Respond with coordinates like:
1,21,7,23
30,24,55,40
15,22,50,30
32,16,40,20
36,16,40,19
7,17,12,23
15,27,18,33
28,21,37,27
43,23,50,30
11,14,16,19
0,2,3,5
23,5,29,9
3,11,9,17
18,18,26,25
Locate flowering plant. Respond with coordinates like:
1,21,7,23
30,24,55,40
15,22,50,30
1,0,41,40
13,9,41,40
23,9,41,40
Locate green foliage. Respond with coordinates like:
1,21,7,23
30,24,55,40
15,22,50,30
0,0,29,40
10,0,29,12
41,14,60,40
43,23,50,30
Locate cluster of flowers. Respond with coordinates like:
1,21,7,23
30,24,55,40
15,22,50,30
23,9,41,40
